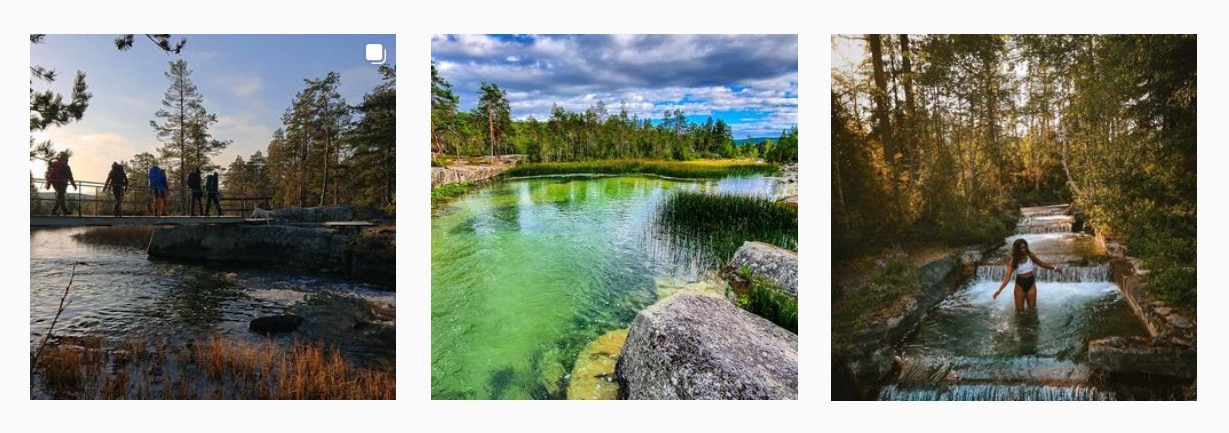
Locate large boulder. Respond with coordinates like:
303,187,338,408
726,241,797,296
615,293,798,399
148,225,346,271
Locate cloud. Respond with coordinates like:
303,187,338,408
216,74,264,98
432,34,798,137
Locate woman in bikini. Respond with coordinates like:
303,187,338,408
993,238,1063,311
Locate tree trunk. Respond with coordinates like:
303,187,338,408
488,105,496,163
869,35,894,170
899,34,920,184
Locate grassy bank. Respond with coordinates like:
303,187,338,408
32,335,395,399
506,159,779,179
431,181,474,209
832,249,919,345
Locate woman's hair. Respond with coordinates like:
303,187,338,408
1011,238,1029,269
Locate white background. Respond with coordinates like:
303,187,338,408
0,0,1218,431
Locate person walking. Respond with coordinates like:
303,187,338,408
148,163,168,216
44,152,77,216
187,168,203,216
102,162,128,217
204,169,222,216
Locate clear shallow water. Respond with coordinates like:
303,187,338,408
431,175,785,399
882,211,1154,401
30,227,396,372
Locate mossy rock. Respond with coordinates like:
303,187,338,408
566,329,629,400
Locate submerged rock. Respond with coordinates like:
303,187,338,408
616,292,798,399
567,329,629,400
249,315,304,334
1087,336,1196,379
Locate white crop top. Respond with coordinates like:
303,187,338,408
1016,256,1035,274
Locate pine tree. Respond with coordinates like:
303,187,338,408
150,59,229,213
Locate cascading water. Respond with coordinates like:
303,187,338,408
879,205,1153,401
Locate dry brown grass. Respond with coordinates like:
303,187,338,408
70,226,155,249
32,335,394,400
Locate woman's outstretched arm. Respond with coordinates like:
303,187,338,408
993,256,1013,299
1029,252,1063,273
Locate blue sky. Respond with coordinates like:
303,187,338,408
431,34,797,140
30,34,395,182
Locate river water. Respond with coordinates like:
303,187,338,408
29,227,397,379
431,175,789,399
879,205,1166,400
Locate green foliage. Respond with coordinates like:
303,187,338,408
765,126,798,163
833,248,920,333
347,65,397,211
431,182,473,209
430,68,794,163
742,277,798,333
505,160,778,179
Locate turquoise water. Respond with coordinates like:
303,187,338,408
431,175,786,399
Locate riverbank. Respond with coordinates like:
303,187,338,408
505,159,778,179
32,334,395,399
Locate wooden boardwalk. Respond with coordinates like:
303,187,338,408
30,215,249,227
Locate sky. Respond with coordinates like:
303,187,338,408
29,34,396,183
431,34,797,140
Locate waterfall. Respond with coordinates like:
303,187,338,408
880,383,1114,401
975,264,1111,284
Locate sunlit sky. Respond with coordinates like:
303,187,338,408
29,34,396,183
431,34,798,140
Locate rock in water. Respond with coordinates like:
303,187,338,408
249,315,305,334
615,293,798,399
567,329,629,400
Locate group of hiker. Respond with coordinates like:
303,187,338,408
42,153,222,217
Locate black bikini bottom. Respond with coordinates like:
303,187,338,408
1016,274,1036,293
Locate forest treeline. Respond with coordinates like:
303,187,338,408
832,34,1195,306
31,37,396,215
431,63,798,164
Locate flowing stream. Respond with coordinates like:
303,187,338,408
879,205,1160,400
29,226,396,388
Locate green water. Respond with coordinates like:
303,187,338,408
431,175,786,399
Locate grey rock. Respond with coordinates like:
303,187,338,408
727,241,797,296
148,225,341,271
615,293,797,400
431,166,505,188
1087,336,1196,379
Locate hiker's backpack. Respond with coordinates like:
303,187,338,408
46,162,64,181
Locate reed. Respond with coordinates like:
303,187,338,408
506,159,779,179
652,191,797,269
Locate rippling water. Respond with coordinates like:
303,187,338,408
881,210,1160,401
431,175,786,399
30,227,396,372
